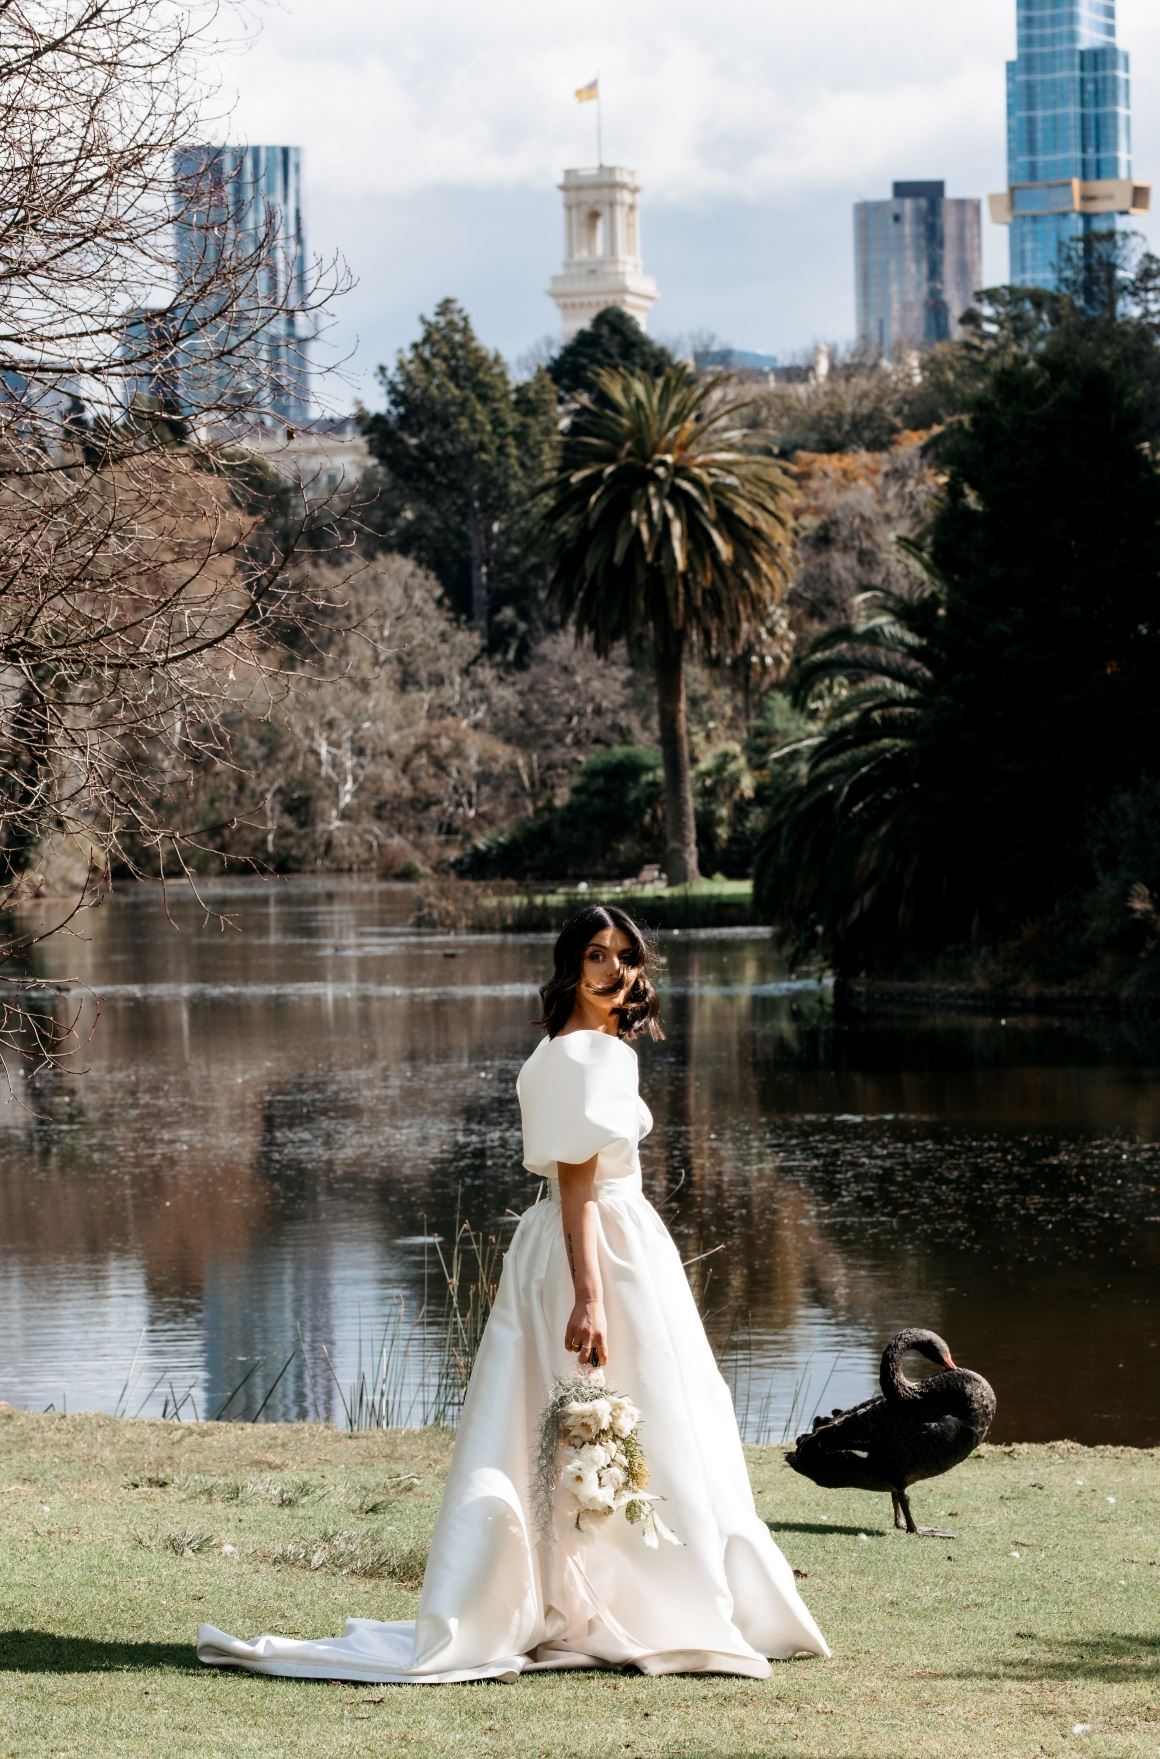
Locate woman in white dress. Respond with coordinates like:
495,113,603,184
197,904,830,1682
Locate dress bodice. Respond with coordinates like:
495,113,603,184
516,1030,653,1196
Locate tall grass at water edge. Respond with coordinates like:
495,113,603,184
103,1194,830,1444
109,1194,507,1433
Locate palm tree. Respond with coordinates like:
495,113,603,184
535,364,796,884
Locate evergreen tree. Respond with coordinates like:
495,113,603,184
363,299,558,636
549,307,674,402
761,318,1160,969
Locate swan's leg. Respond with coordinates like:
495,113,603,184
896,1489,955,1538
891,1491,910,1531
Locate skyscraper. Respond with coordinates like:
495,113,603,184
171,144,311,427
990,0,1151,289
854,182,982,360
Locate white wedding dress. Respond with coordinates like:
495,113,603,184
197,1029,830,1682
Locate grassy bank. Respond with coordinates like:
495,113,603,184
2,1414,1156,1759
837,975,1160,1020
412,877,754,935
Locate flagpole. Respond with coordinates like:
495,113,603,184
597,71,602,167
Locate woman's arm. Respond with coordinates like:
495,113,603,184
557,1154,608,1368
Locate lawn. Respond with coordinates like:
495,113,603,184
412,876,757,934
1,1412,1156,1759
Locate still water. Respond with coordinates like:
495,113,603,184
0,880,1156,1444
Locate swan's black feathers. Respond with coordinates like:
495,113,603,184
784,1330,996,1519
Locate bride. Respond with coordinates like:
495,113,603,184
197,903,830,1682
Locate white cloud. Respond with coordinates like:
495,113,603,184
212,0,1160,403
225,1,1019,204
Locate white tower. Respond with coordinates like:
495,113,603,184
548,166,659,342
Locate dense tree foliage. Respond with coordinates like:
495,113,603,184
757,311,1160,977
548,307,674,401
362,299,558,644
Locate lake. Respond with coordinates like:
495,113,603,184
1,879,1156,1445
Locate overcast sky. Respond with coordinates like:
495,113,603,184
220,0,1160,412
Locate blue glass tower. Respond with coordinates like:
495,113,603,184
997,0,1150,288
171,144,311,426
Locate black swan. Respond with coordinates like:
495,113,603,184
785,1328,996,1536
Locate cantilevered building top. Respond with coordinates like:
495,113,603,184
991,0,1150,288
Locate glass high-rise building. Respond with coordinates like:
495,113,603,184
854,182,983,360
992,0,1150,289
171,144,311,427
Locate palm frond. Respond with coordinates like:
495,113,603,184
533,363,796,658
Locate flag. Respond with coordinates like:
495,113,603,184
574,79,598,104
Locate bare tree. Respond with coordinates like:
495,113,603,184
0,0,349,1080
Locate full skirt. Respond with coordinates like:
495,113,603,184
197,1185,830,1682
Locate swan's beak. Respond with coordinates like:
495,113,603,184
944,1354,956,1369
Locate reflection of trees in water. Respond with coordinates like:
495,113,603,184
0,1066,274,1309
197,1059,532,1420
5,889,1158,1440
200,1074,343,1420
639,995,847,1351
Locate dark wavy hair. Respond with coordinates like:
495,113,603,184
534,903,664,1042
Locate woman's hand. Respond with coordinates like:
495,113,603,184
565,1295,608,1369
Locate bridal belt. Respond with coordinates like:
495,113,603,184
544,1172,643,1204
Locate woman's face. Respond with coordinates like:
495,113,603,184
580,925,636,1007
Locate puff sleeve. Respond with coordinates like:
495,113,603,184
517,1034,640,1177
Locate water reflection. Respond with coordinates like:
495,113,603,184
0,880,1156,1443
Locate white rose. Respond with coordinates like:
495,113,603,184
609,1398,639,1438
561,1400,607,1443
560,1456,598,1499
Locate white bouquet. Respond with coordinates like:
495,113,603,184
534,1367,682,1548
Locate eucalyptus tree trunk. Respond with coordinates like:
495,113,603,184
654,632,700,885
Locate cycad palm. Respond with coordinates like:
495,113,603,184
535,364,795,883
754,575,939,964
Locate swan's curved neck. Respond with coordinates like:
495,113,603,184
880,1338,923,1402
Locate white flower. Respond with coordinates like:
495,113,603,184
608,1397,640,1437
577,1482,616,1513
583,1443,611,1470
560,1455,597,1500
600,1465,626,1492
561,1399,611,1443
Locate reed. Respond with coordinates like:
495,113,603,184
96,1200,812,1443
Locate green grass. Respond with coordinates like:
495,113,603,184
1,1413,1157,1758
414,877,755,934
